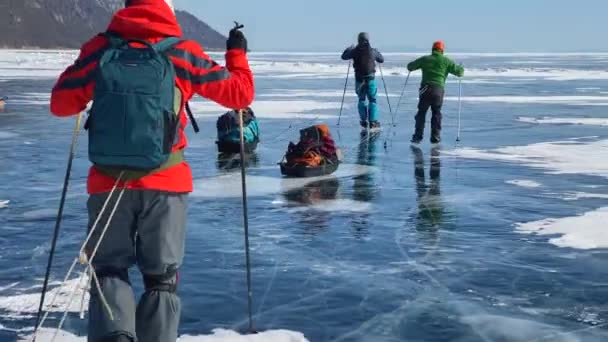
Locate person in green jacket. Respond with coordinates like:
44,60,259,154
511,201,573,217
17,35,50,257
407,41,464,144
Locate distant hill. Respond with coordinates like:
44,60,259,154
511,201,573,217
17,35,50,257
0,0,226,50
176,10,225,50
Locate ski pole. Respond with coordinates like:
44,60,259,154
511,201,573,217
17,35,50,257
237,109,255,333
394,71,411,116
337,62,350,126
457,79,462,142
379,65,394,126
33,112,83,341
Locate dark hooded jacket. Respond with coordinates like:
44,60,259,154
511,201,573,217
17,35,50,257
341,42,384,81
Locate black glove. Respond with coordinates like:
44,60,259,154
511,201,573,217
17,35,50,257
227,25,247,52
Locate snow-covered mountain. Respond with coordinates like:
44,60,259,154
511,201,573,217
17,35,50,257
0,0,226,49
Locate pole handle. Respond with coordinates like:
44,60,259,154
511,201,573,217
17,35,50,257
233,21,245,30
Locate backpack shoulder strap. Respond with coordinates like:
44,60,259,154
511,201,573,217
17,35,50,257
153,37,197,133
153,37,181,52
101,31,125,48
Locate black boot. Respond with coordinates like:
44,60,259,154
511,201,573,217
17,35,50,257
360,120,368,129
430,130,441,144
411,130,423,144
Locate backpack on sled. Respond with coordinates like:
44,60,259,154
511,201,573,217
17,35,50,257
216,107,260,154
279,124,340,178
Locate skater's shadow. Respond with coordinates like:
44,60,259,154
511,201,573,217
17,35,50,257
353,131,381,201
351,131,381,239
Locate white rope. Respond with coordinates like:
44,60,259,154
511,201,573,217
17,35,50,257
50,269,88,342
74,184,128,323
78,174,124,258
34,174,125,341
90,264,114,321
35,258,79,333
86,185,127,267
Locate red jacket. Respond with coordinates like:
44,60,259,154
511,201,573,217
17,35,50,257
50,0,254,194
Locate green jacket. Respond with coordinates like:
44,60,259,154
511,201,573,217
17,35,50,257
407,49,464,88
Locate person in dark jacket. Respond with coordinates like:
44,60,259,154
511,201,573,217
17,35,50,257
407,41,464,144
50,0,254,341
341,32,384,129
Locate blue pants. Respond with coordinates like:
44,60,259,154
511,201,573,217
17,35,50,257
355,78,378,123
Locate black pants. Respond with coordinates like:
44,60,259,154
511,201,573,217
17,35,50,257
413,85,445,139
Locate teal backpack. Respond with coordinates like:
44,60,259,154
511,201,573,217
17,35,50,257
87,33,187,180
216,109,260,144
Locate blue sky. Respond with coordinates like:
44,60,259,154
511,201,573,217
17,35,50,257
174,0,605,52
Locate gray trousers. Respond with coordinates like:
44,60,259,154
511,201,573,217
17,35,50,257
86,190,188,342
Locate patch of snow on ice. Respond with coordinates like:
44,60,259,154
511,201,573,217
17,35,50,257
508,61,554,65
258,90,401,98
456,79,513,85
0,276,88,318
0,51,77,80
463,68,608,81
188,100,340,119
286,199,372,213
19,328,309,342
462,314,608,341
22,208,57,220
515,207,608,249
0,282,19,292
3,51,608,82
180,329,309,342
448,139,608,179
6,92,51,106
561,192,608,201
193,164,374,198
6,279,307,341
0,131,18,139
446,95,608,105
576,87,601,92
567,136,600,140
248,60,608,80
518,117,608,126
506,180,542,188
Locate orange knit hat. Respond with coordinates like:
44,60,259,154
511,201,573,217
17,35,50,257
432,41,445,52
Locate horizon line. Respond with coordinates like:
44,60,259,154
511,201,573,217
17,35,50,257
2,48,608,55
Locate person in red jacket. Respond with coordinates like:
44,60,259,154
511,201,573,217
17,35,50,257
49,0,254,341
